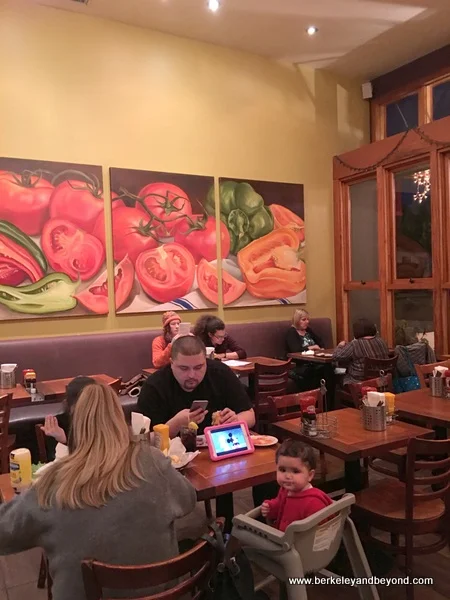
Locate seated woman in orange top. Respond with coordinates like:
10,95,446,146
152,311,181,368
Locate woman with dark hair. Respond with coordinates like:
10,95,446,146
193,315,246,360
152,311,181,368
40,375,96,448
332,318,389,384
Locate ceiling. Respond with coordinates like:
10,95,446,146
37,0,450,80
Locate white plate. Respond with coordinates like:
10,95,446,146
250,435,278,447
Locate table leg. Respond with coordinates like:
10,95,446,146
344,459,364,493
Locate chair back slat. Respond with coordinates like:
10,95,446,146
348,374,393,408
363,356,398,379
268,390,321,424
415,360,450,388
35,424,48,464
405,438,450,520
254,360,291,430
82,531,219,600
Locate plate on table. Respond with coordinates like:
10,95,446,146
250,434,278,447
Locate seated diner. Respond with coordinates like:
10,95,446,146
332,318,389,385
0,383,196,600
151,311,181,368
193,315,247,360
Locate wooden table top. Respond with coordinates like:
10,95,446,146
0,446,278,504
143,356,288,377
184,446,277,501
272,408,434,461
395,388,450,428
0,374,116,408
288,350,335,363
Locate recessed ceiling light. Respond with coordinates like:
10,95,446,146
208,0,220,12
306,26,318,36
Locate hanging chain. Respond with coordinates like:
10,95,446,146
334,126,450,173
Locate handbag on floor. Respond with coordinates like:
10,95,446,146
202,522,258,600
393,346,421,393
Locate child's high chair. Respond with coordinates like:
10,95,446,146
231,493,379,600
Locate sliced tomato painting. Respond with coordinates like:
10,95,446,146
75,256,134,314
197,259,246,306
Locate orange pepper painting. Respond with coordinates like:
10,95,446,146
237,228,306,299
216,178,306,307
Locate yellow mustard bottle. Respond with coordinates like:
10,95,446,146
153,424,170,452
10,448,32,493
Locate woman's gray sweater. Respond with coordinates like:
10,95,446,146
0,445,197,599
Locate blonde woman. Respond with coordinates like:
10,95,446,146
0,384,196,600
285,309,323,354
286,309,324,391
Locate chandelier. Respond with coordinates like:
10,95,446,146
413,169,430,203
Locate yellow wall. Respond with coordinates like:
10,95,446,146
0,0,369,340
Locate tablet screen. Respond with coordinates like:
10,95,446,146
209,424,249,457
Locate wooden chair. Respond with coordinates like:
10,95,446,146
0,393,15,474
82,522,221,600
348,374,393,408
35,423,48,464
254,359,291,432
415,360,450,388
267,389,329,479
352,437,450,600
363,355,398,379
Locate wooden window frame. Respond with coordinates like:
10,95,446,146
334,116,450,355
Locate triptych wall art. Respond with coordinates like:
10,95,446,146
0,158,305,320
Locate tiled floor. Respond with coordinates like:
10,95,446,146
1,457,449,600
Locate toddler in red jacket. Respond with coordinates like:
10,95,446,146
261,439,332,531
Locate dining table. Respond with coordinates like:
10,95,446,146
394,388,450,439
0,374,117,408
142,356,289,378
272,408,434,493
0,445,278,504
287,350,336,364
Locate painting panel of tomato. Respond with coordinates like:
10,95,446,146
110,168,217,313
0,157,108,321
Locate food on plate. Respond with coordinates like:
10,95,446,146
0,273,78,314
237,228,306,299
50,177,105,233
173,215,230,263
93,204,158,263
135,243,195,303
170,455,181,464
0,170,54,235
197,259,246,306
138,182,193,238
41,219,105,281
188,421,198,431
0,221,47,284
270,204,305,245
211,411,221,426
205,181,274,255
75,256,134,314
250,435,278,446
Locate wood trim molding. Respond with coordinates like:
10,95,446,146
371,44,450,101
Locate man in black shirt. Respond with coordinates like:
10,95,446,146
138,335,255,533
138,336,255,436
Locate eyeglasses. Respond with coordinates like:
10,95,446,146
213,333,226,341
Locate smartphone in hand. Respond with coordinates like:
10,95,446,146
191,400,209,412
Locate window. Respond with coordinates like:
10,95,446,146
394,290,434,348
394,165,432,279
386,94,419,137
432,79,450,121
349,180,378,281
349,290,380,335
